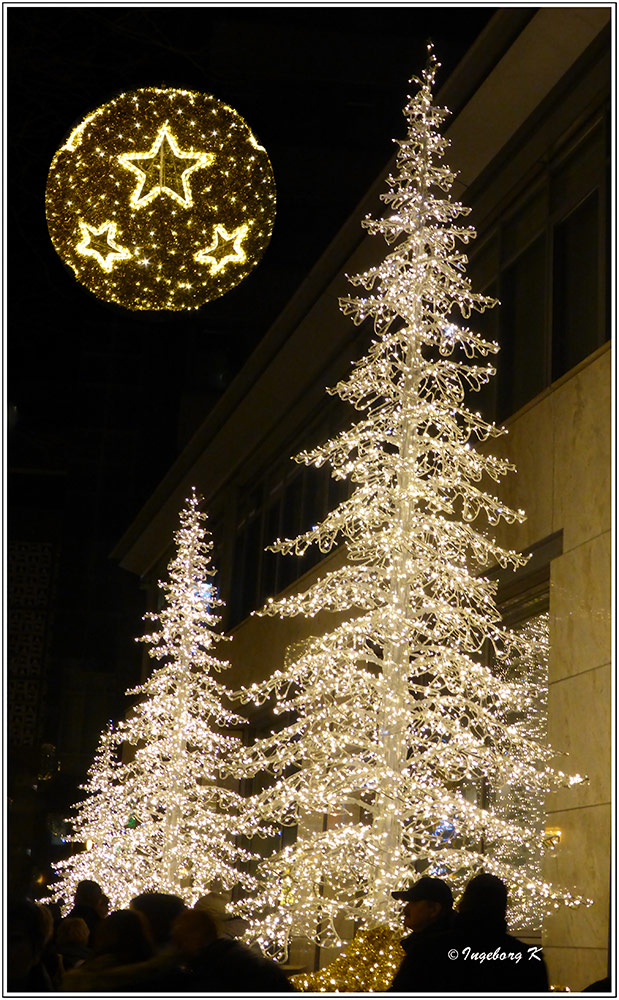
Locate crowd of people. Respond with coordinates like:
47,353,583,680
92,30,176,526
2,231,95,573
7,881,295,992
7,872,607,993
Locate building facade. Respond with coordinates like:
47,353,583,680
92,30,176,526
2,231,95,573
113,9,612,988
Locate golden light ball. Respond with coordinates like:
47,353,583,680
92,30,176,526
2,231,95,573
45,87,276,311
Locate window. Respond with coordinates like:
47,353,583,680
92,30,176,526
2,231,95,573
468,111,610,424
475,532,561,932
490,610,549,934
229,453,351,626
497,235,547,420
552,191,601,378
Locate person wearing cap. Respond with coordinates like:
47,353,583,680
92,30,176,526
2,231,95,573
389,875,455,992
391,872,551,993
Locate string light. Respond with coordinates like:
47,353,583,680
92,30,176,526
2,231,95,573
224,46,589,965
49,490,259,911
46,87,276,310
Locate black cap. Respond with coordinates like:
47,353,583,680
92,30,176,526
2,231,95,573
392,876,453,907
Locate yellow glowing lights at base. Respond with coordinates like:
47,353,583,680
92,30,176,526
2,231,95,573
46,88,276,311
291,926,404,992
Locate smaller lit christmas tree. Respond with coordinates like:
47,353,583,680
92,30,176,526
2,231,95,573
51,490,256,910
49,723,127,905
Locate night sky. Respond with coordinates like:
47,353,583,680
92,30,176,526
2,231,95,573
7,6,497,795
9,7,496,516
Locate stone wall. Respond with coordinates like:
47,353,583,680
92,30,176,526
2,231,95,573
492,343,611,989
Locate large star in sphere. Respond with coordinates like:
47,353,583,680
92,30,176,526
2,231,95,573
118,124,214,209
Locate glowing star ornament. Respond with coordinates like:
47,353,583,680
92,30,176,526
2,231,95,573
46,87,276,311
76,219,132,272
118,124,214,210
195,223,249,275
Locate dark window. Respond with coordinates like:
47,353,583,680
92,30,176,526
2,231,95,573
279,475,304,591
468,279,499,422
552,191,600,379
261,499,282,599
467,109,609,425
229,452,348,625
230,513,260,625
497,236,547,421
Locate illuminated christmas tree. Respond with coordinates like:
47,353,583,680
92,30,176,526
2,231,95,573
232,49,585,960
49,722,128,906
51,490,256,910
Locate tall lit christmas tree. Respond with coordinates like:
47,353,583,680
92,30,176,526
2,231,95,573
232,49,585,960
51,490,256,910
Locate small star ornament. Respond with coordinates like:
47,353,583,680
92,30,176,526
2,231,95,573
195,223,249,275
46,87,276,311
76,219,132,272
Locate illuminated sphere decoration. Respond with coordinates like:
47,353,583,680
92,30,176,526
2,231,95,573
45,87,277,311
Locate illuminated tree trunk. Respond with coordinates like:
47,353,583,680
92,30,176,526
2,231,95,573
373,331,421,915
161,661,189,890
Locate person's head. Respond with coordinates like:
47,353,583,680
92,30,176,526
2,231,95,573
7,899,47,982
129,892,186,950
171,908,218,959
92,909,154,964
458,873,508,929
74,879,102,909
55,917,90,951
95,893,110,919
392,876,454,933
35,902,54,946
45,899,63,927
193,893,229,936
